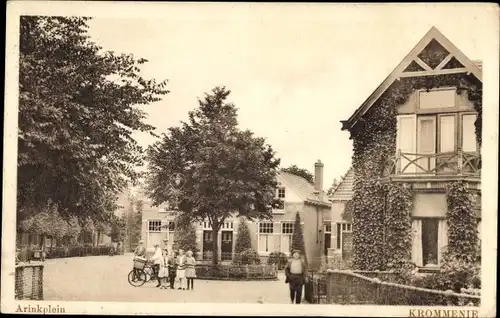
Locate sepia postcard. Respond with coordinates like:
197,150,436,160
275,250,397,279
2,2,499,317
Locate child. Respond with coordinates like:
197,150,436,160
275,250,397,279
158,249,169,289
185,250,197,290
176,249,187,290
167,251,177,289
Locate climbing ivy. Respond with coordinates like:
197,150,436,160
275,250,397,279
384,183,413,271
349,73,482,271
444,181,478,263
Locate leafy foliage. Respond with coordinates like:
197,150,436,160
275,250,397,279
19,202,82,242
239,248,262,265
281,165,314,184
384,183,414,273
174,214,199,254
348,73,482,271
234,218,252,255
445,181,478,263
146,86,281,264
291,211,307,264
108,215,126,243
267,252,288,270
18,16,169,224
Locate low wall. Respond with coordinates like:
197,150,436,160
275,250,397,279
15,263,44,300
306,270,480,306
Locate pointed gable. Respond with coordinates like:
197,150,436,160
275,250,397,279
341,26,483,131
330,167,354,201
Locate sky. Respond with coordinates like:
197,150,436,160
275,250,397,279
85,3,491,189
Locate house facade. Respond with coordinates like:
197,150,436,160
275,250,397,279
140,161,331,269
341,27,482,271
327,167,354,268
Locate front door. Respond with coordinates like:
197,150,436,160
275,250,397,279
202,230,213,261
324,233,331,256
221,231,233,261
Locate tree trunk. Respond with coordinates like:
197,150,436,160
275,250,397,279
211,227,220,265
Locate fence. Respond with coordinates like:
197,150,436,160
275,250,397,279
195,264,278,280
306,270,480,306
15,263,44,300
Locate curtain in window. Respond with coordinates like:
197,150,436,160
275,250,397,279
437,219,448,265
412,219,423,267
462,114,477,152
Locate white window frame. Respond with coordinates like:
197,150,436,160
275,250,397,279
148,220,162,233
335,221,352,250
257,222,275,254
461,113,478,153
277,188,286,199
417,116,437,173
280,221,294,254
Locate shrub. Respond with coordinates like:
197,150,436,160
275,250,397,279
291,211,308,264
234,218,252,254
267,252,288,269
239,248,261,265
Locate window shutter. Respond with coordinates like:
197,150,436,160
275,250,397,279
397,115,417,173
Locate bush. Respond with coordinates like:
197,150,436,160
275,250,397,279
234,218,252,254
267,252,288,269
239,248,261,265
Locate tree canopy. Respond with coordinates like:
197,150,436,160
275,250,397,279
18,16,169,224
281,165,314,184
146,86,281,264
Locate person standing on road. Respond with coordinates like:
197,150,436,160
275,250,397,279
185,250,196,290
285,249,308,304
176,249,187,290
158,249,169,289
150,244,163,288
168,251,177,289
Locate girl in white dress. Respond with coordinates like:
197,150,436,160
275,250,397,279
185,250,197,290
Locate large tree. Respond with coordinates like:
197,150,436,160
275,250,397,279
281,165,314,184
18,16,169,224
146,87,281,265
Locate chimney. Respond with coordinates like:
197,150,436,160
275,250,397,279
314,160,324,200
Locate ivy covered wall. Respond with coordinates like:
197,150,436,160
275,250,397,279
349,74,482,271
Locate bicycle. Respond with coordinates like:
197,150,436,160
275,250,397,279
128,258,159,287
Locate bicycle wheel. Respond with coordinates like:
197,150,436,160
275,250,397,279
143,267,153,283
128,269,146,287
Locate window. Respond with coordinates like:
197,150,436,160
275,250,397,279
258,222,275,253
419,89,456,109
336,222,352,250
421,219,439,266
417,116,436,172
277,188,286,199
439,115,456,152
148,220,162,232
325,224,332,233
168,222,175,231
280,222,293,253
412,218,447,267
462,114,477,152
